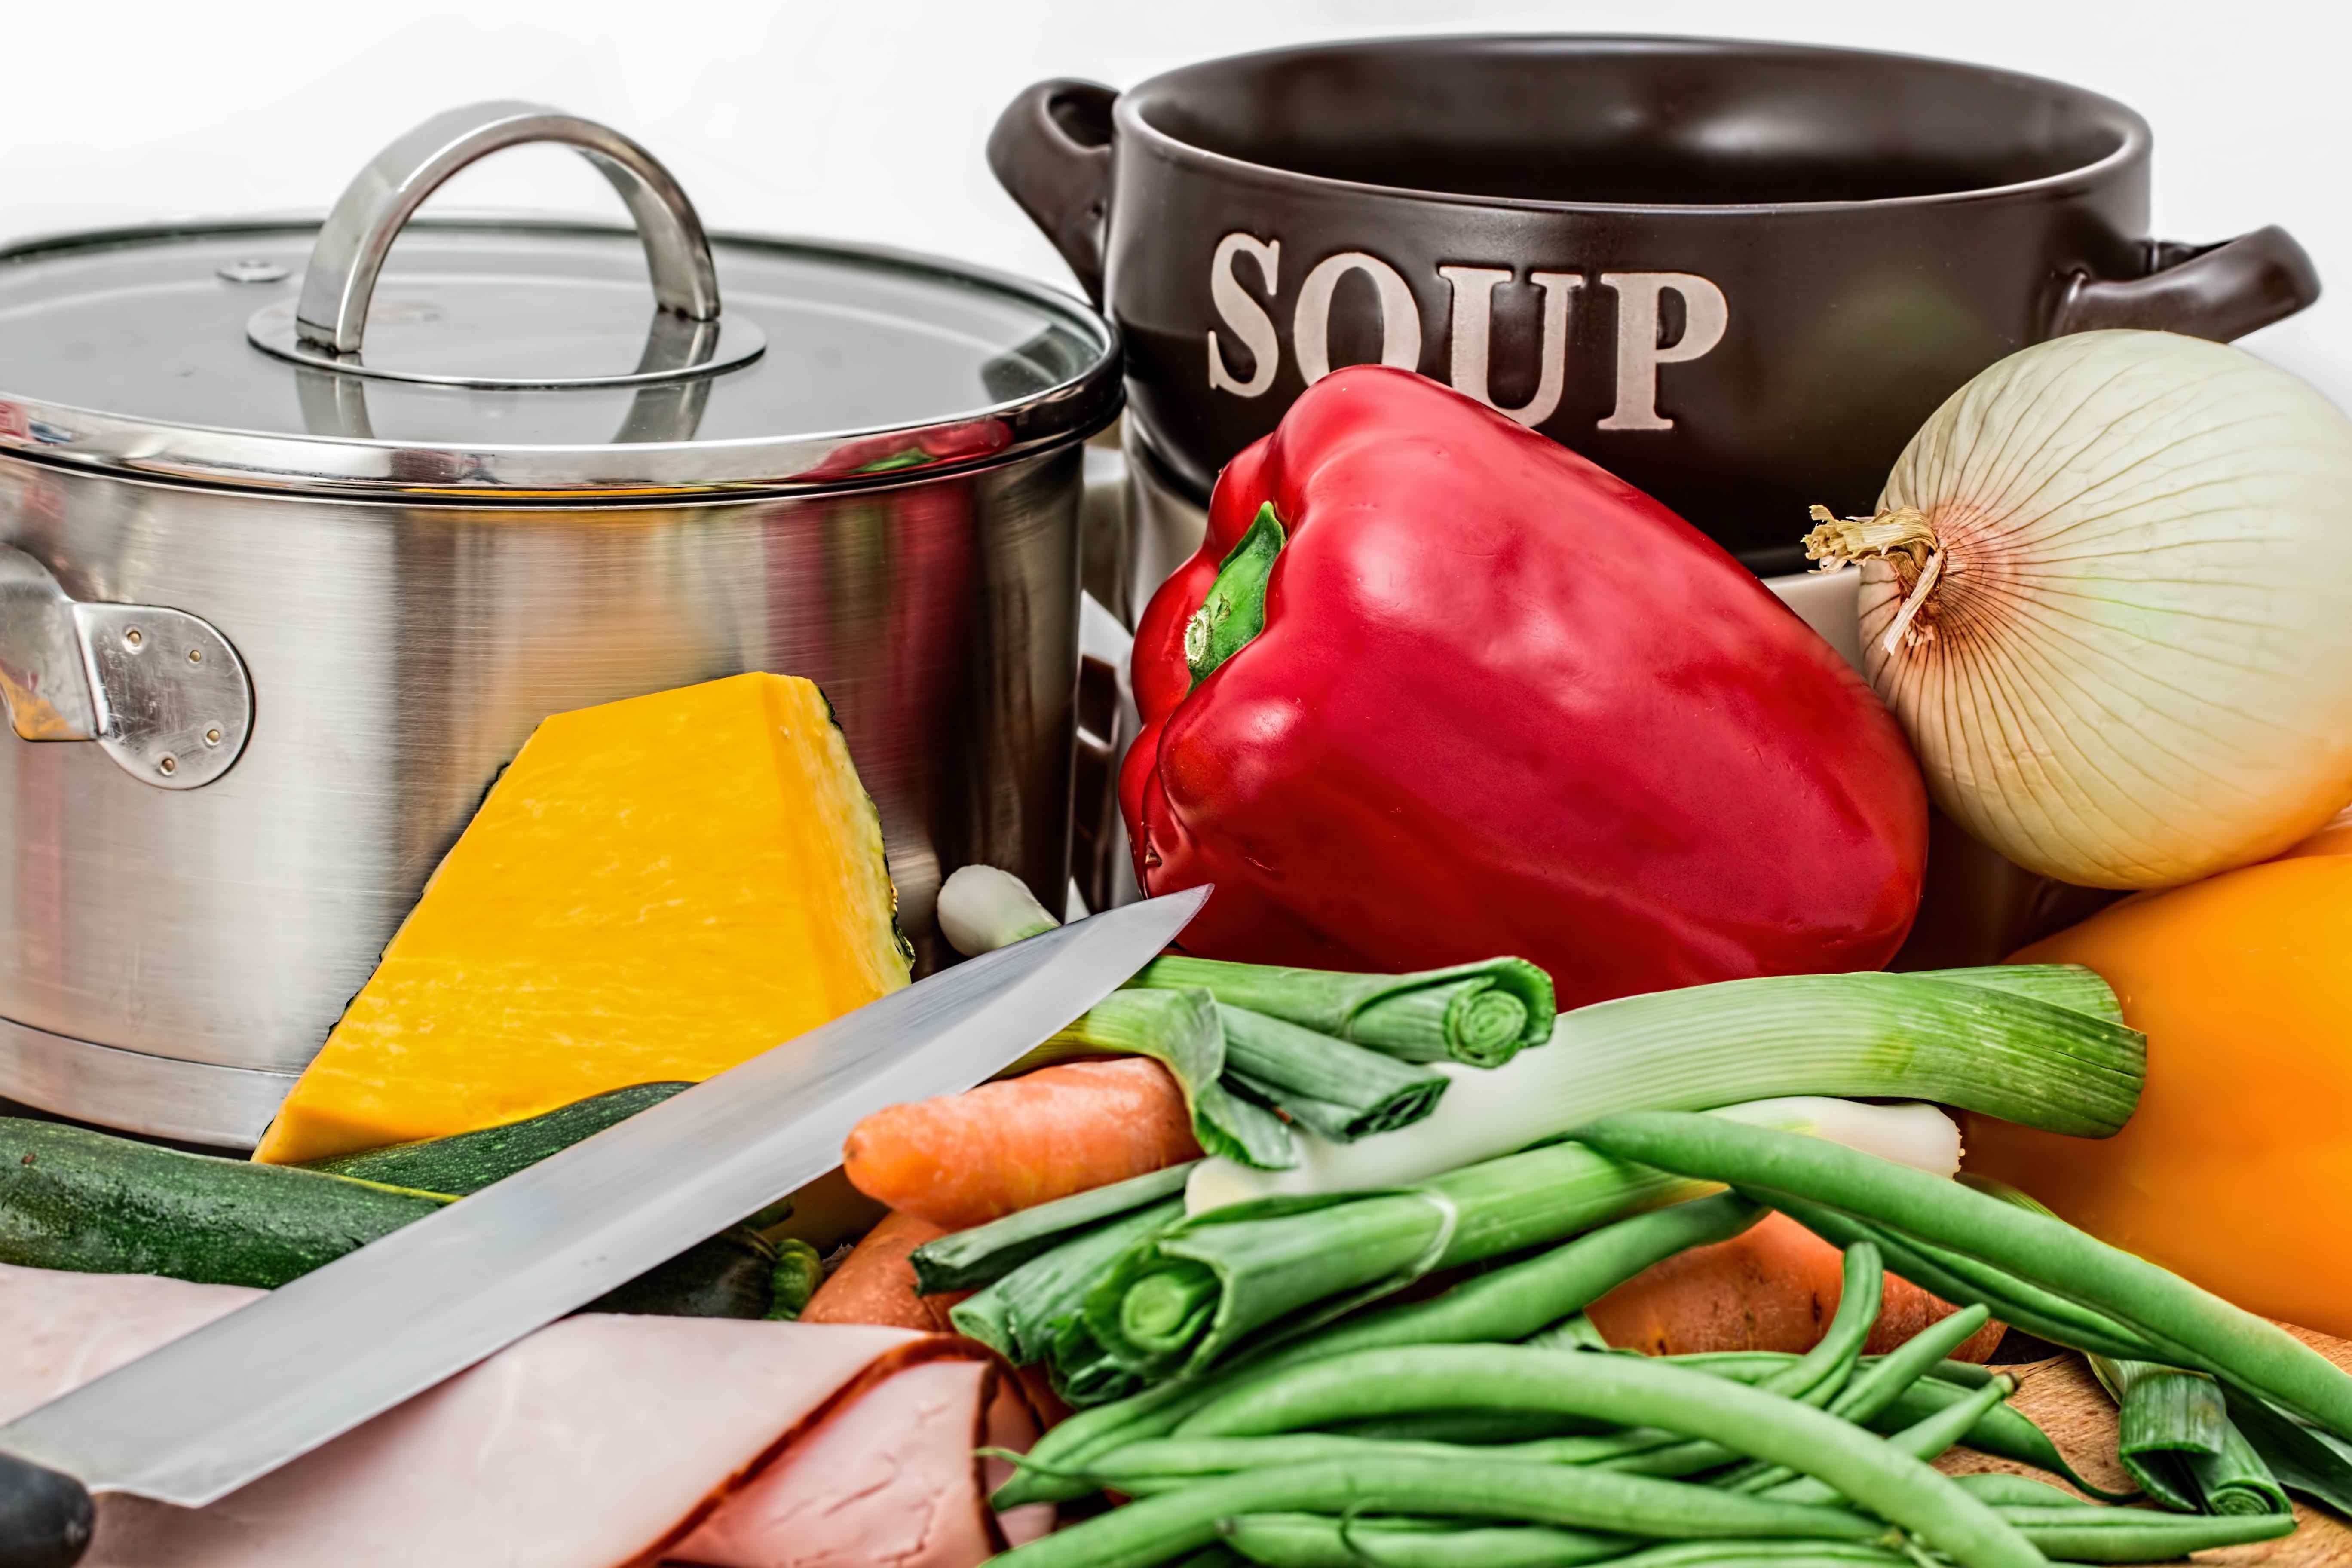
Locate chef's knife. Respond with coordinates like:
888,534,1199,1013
0,886,1207,1567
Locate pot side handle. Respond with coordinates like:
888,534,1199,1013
0,543,253,790
2050,225,2320,342
988,80,1118,306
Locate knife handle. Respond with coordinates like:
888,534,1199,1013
0,1455,92,1568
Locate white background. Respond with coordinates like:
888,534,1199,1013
5,0,2346,398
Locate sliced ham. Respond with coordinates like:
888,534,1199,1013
0,1263,1043,1568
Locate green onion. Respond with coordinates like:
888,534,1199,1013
1572,1112,2352,1442
951,1196,1187,1367
911,1161,1197,1295
996,1195,1763,1506
763,1238,822,1321
934,863,1061,956
1217,1006,1449,1141
1170,1346,2043,1568
985,1455,1892,1568
1195,966,2141,1206
1129,954,1556,1069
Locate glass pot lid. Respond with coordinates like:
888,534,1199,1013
0,102,1119,497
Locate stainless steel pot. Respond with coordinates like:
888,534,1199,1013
0,104,1120,1146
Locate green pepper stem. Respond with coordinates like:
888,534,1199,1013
1185,504,1286,686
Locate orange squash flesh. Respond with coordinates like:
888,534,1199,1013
253,674,910,1166
1963,853,2352,1336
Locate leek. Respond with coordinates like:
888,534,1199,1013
1051,989,1296,1170
1131,953,1556,1067
1219,1006,1448,1141
1189,965,2141,1208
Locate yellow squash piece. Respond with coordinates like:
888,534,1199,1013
254,674,911,1166
1964,851,2352,1335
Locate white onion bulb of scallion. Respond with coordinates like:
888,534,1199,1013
1804,329,2352,889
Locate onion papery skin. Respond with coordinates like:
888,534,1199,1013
1853,330,2352,890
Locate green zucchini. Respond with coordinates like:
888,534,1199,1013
0,1118,447,1289
300,1082,692,1194
0,1105,778,1317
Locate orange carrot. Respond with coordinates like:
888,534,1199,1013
842,1057,1202,1230
799,1210,965,1333
1585,1210,2005,1360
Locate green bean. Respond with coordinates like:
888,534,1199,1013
983,1456,1891,1568
1863,1379,2124,1498
1329,1411,1617,1444
1764,1378,2013,1504
1830,1307,1993,1426
1991,1504,2292,1560
1564,1546,1905,1568
1525,1311,1614,1351
1950,1473,2097,1508
1719,1305,1991,1493
1172,1346,2042,1568
1172,1547,1251,1568
995,1196,1765,1510
1770,1195,2153,1361
1082,1432,1688,1488
1574,1112,2352,1437
1654,1348,2113,1498
1214,1512,1636,1567
1596,1244,1884,1480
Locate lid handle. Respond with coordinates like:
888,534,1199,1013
295,101,721,358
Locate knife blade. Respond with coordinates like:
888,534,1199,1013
0,886,1206,1564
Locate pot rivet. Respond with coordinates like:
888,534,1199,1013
204,727,223,747
187,647,204,665
217,258,290,285
123,628,144,650
158,755,178,777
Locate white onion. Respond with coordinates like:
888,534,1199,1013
1804,329,2352,889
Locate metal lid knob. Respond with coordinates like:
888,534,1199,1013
245,101,763,389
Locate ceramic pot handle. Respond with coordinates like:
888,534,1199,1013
988,80,1118,305
2051,225,2320,342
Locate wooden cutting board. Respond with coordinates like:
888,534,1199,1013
1937,1323,2352,1564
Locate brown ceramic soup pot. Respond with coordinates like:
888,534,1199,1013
993,35,2318,574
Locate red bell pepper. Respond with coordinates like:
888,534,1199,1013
1120,367,1927,1008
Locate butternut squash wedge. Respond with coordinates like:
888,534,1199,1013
253,674,911,1166
1964,853,2352,1335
